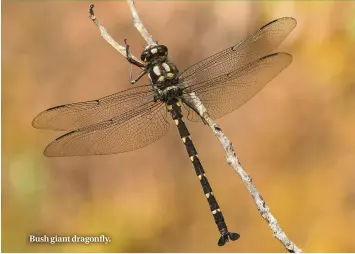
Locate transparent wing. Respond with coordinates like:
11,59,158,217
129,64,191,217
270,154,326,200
182,53,292,121
179,17,296,86
32,85,155,131
44,102,169,156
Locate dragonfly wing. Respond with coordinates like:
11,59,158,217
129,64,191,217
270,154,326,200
179,17,296,86
182,53,292,121
44,102,169,156
32,85,155,131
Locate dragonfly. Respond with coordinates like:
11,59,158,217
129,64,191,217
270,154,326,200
32,10,296,246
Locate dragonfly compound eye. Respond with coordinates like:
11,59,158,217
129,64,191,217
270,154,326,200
140,50,151,62
158,45,168,56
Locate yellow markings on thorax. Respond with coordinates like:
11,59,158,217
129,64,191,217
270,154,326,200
153,66,161,76
162,63,171,72
167,73,175,78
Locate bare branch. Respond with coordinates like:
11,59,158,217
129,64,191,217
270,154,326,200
88,4,143,65
127,0,156,46
205,115,302,253
185,94,302,253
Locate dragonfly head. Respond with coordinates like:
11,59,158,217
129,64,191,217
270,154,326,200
141,44,168,63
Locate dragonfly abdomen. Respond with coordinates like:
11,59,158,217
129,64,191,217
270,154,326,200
167,98,240,246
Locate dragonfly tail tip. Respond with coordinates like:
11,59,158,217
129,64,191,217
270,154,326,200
217,232,240,246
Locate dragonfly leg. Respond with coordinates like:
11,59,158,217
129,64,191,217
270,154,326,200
124,39,147,84
129,69,148,84
124,39,146,68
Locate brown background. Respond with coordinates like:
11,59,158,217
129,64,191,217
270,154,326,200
2,0,355,252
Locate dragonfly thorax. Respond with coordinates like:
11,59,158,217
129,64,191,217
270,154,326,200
147,61,180,88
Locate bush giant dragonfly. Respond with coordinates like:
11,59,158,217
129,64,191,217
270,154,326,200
32,12,296,246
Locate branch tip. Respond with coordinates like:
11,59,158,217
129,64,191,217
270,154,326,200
89,4,95,20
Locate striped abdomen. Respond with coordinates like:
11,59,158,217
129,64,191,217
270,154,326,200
166,98,239,246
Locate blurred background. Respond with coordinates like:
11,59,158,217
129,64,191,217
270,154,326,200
2,0,355,252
